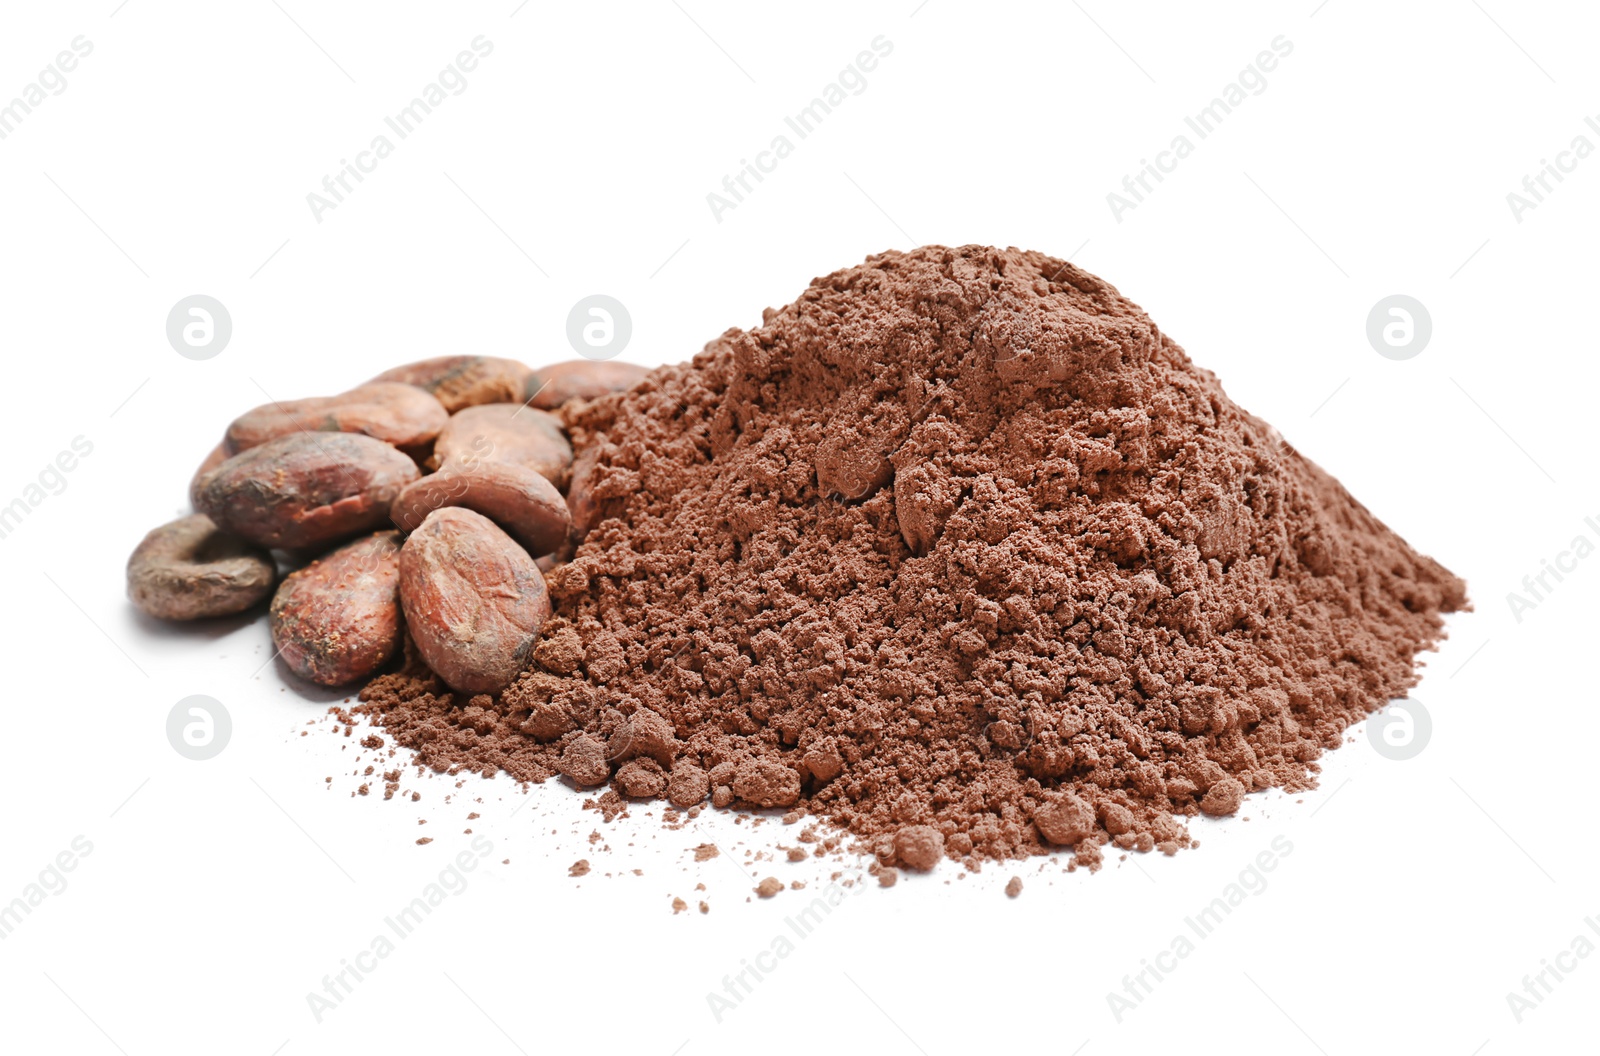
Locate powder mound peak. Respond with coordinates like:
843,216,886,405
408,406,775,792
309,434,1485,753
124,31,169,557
363,245,1467,870
731,246,1165,504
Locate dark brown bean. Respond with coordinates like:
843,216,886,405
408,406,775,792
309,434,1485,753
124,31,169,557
370,356,534,413
127,514,276,620
391,462,571,558
194,432,419,550
398,507,549,694
428,403,573,487
524,360,650,410
224,382,447,458
269,531,403,686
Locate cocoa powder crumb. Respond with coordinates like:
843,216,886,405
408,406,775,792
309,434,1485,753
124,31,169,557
569,860,590,877
894,826,945,871
1006,876,1023,898
755,877,782,898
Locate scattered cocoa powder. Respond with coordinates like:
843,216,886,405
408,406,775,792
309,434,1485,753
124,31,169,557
354,245,1466,872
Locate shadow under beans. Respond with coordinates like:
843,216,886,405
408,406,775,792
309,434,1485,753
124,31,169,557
127,602,267,643
269,651,362,707
129,597,364,707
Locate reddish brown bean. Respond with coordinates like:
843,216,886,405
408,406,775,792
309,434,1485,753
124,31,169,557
189,442,229,508
524,360,650,409
565,445,604,542
269,531,403,686
224,382,447,457
194,432,420,550
428,403,573,486
127,514,276,620
370,356,534,413
391,462,571,558
399,507,550,694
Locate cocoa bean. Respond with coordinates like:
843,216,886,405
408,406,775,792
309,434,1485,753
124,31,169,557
194,432,420,550
370,355,533,413
269,531,403,686
127,513,276,620
189,442,229,508
391,461,571,558
428,402,573,487
524,360,649,409
398,507,550,694
565,445,604,542
224,382,447,458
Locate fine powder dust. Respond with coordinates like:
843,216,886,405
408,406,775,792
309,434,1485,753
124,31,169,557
356,245,1467,871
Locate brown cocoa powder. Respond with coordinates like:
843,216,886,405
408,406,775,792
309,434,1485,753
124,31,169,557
354,245,1467,871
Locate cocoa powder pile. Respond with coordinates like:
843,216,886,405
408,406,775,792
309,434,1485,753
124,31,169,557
356,245,1467,871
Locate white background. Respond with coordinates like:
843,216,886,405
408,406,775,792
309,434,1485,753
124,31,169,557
1,2,1595,1053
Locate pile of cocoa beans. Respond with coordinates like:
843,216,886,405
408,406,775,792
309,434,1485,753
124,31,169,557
126,355,648,694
